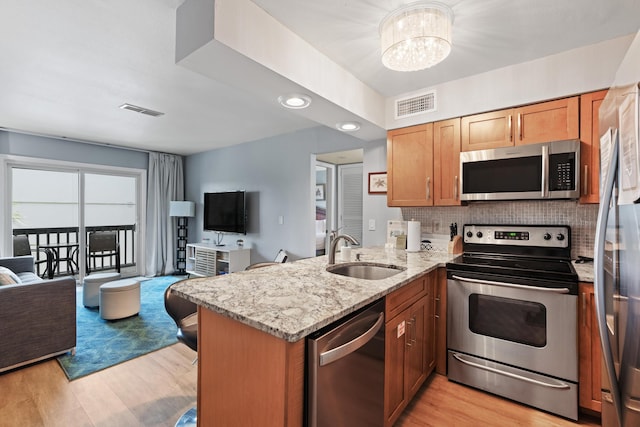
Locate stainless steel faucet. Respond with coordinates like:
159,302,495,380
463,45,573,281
328,234,359,264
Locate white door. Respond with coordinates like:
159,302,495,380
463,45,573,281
338,164,363,245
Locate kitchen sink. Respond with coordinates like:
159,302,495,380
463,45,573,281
326,262,406,280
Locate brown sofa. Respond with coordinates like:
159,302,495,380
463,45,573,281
0,256,76,373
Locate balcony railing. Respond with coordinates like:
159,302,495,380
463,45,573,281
12,224,137,277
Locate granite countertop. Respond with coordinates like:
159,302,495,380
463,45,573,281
573,260,594,283
171,247,457,343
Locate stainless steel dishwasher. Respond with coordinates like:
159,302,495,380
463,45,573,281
306,299,385,427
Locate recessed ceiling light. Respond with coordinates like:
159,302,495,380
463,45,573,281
336,121,361,132
278,94,312,109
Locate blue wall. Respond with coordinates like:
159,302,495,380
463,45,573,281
0,131,148,170
185,126,397,262
1,128,397,264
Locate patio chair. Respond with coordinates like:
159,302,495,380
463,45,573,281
12,234,52,278
86,231,121,275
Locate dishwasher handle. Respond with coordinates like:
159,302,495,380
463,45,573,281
319,312,384,366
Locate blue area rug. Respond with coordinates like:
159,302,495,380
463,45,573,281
57,276,183,380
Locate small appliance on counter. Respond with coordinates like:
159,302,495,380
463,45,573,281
386,220,407,249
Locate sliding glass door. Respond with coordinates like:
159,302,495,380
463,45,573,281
12,168,79,277
7,161,144,279
84,173,138,276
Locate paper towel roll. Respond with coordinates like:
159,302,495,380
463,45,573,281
407,220,421,252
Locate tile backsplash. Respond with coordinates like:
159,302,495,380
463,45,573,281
402,200,598,260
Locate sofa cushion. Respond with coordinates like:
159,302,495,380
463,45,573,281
0,266,20,285
16,272,43,284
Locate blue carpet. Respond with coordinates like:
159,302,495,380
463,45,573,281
57,276,183,380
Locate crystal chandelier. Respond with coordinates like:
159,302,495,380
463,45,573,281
380,2,454,72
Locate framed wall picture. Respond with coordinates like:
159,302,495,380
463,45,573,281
315,184,326,200
368,172,387,194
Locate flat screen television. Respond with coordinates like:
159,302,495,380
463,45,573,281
203,191,247,234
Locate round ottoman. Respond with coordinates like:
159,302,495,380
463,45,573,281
99,278,141,320
83,272,122,307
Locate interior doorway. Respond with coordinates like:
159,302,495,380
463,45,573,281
314,149,363,256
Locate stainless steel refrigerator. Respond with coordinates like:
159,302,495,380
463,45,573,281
595,30,640,427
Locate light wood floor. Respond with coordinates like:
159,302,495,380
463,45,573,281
0,344,197,427
396,374,600,427
0,345,600,427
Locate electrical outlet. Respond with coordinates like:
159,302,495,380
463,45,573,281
432,219,441,233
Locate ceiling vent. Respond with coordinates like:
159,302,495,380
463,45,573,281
394,90,436,119
119,103,165,117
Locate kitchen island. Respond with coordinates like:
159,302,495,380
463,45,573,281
171,247,455,426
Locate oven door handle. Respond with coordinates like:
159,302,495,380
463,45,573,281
451,352,571,390
451,275,571,294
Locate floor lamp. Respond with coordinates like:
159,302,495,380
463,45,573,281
170,201,195,275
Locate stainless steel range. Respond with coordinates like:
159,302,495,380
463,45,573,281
446,224,579,420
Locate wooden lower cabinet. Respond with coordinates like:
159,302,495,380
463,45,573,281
197,271,442,427
579,282,602,414
384,272,436,427
198,308,304,427
435,268,447,375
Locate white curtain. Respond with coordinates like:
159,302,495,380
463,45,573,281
146,152,184,276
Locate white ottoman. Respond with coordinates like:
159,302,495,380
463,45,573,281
83,272,122,307
99,279,141,320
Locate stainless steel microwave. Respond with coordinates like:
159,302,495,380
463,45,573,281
460,139,580,201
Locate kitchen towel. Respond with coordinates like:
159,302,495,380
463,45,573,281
407,220,421,252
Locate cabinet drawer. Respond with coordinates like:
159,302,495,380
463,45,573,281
386,277,427,321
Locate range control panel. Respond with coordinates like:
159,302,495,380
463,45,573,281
494,231,530,241
463,224,570,249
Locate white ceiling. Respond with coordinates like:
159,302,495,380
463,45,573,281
1,0,639,156
317,149,364,165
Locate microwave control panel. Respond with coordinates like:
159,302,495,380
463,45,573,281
549,152,576,191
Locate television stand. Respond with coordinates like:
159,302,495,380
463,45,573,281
186,243,250,277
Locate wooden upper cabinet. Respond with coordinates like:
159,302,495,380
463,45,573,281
433,118,462,206
461,108,514,151
515,96,579,145
461,96,580,151
580,90,608,204
387,124,434,206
